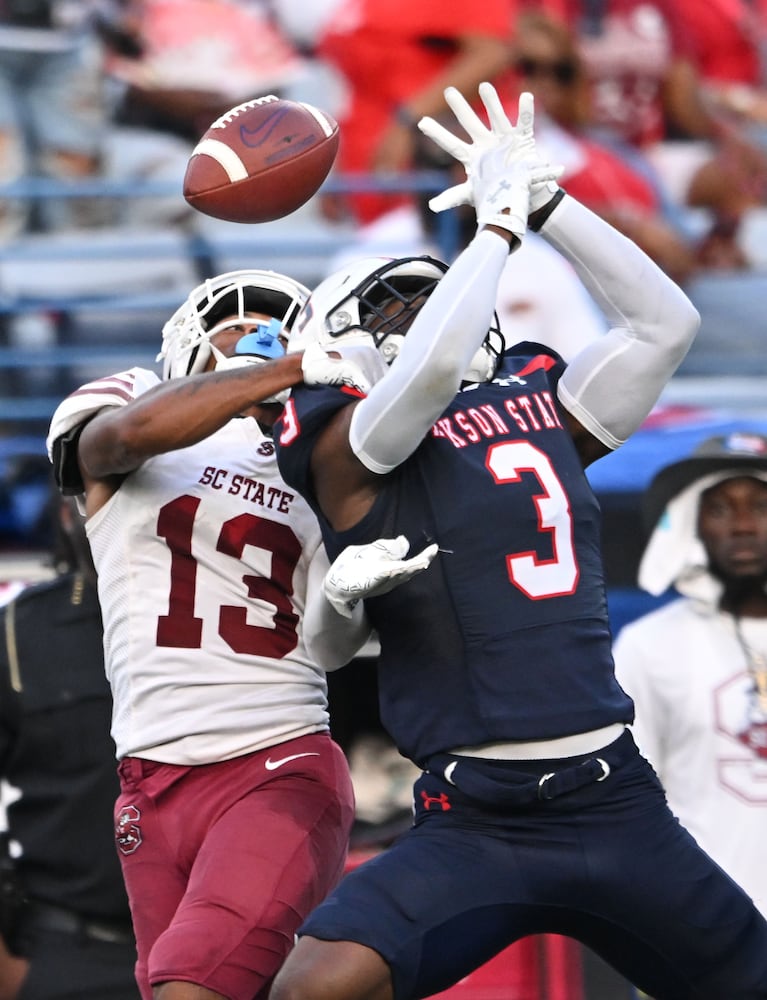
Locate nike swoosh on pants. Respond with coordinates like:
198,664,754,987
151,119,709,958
264,752,321,771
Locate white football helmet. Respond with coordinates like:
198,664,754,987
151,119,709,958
157,269,310,380
287,255,504,380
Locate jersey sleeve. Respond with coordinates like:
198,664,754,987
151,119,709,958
46,366,161,494
506,341,567,382
275,382,359,505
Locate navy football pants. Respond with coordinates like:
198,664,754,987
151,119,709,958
299,730,767,1000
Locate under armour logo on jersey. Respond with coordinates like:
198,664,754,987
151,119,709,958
115,804,142,855
492,374,528,387
258,440,275,456
420,789,451,811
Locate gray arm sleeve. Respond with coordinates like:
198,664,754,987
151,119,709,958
349,230,509,474
541,196,700,450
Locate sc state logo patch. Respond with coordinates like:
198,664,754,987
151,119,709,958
115,804,143,855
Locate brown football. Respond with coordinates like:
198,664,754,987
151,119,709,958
183,95,339,223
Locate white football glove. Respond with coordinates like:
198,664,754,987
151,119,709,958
301,341,372,395
418,84,564,238
323,535,439,618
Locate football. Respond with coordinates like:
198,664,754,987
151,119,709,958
183,95,339,223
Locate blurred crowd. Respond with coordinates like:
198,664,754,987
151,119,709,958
0,10,765,999
0,0,765,276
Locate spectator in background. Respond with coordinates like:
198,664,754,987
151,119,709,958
0,0,205,240
0,482,140,999
505,9,699,284
315,0,512,225
102,0,306,145
535,0,767,268
670,0,767,266
614,431,767,918
92,0,314,233
673,0,767,144
0,1,113,237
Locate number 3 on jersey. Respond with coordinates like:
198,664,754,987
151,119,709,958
487,439,579,599
155,494,301,655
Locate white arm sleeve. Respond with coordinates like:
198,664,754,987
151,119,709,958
349,230,510,474
540,196,700,450
302,544,374,671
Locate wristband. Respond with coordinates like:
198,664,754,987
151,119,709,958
528,188,566,232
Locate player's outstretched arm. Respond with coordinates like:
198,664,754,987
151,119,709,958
533,194,700,462
76,355,307,482
344,86,562,477
49,348,371,516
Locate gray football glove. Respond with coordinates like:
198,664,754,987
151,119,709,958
323,536,439,618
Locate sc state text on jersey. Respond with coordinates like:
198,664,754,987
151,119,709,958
198,466,297,512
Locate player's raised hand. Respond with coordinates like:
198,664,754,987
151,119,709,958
418,84,563,239
301,342,373,395
323,536,439,618
418,83,531,205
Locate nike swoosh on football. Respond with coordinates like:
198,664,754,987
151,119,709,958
264,752,321,770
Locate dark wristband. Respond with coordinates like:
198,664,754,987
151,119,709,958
528,189,566,232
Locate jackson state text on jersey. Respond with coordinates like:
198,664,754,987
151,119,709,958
276,344,633,766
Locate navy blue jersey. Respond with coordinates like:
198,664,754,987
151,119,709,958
276,343,633,767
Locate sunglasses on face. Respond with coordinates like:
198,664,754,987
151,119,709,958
515,56,578,84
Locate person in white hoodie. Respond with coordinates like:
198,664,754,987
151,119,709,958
614,430,767,918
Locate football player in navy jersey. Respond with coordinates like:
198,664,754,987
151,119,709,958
271,84,767,1000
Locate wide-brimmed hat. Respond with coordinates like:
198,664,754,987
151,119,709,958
643,431,767,534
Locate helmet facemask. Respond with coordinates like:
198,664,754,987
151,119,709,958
288,256,447,363
346,263,446,365
210,317,292,403
289,255,505,381
158,269,310,380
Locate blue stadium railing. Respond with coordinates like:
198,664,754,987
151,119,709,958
0,170,462,434
0,169,764,440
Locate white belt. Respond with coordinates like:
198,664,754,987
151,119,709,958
449,723,626,761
